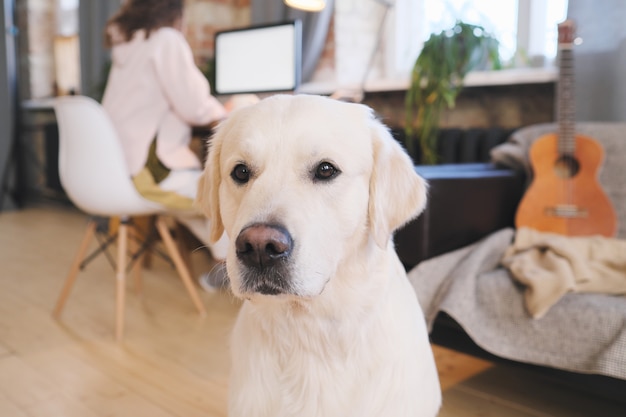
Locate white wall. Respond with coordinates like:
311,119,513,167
568,0,626,121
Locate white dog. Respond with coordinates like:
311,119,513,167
198,95,441,417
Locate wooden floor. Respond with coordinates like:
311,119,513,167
0,204,624,416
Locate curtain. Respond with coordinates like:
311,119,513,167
251,0,334,82
79,0,123,99
567,0,626,121
0,0,18,210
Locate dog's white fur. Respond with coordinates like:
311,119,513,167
198,95,441,417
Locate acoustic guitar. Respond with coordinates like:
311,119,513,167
515,20,617,237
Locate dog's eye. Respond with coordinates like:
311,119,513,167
314,161,340,181
231,163,251,184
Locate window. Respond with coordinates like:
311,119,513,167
56,0,79,36
420,0,519,61
387,0,569,76
315,0,569,93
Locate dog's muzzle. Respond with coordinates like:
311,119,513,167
235,223,294,295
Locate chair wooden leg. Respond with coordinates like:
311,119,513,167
115,220,129,342
53,220,97,318
155,217,206,316
129,226,143,295
175,222,195,279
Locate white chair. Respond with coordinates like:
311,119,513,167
51,95,205,341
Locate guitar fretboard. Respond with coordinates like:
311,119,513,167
557,23,576,156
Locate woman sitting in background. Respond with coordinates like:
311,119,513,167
102,0,247,290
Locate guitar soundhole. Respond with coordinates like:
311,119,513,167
554,155,580,179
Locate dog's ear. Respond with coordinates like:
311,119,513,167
196,133,225,242
368,119,427,249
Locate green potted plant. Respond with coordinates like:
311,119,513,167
404,21,501,164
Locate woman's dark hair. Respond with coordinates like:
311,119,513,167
105,0,184,47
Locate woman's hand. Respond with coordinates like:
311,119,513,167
224,94,260,113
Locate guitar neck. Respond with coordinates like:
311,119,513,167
557,24,576,155
515,19,617,238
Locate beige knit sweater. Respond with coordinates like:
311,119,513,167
502,227,626,318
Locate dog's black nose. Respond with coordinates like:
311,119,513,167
235,224,293,269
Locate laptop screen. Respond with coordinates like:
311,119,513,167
214,21,302,95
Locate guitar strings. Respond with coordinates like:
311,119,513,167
559,44,575,212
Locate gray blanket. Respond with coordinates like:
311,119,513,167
408,122,626,380
408,228,626,380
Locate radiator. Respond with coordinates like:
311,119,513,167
391,127,515,164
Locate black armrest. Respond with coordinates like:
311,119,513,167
395,163,525,270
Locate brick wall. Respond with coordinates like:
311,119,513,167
333,0,385,85
364,83,555,130
21,0,251,99
21,0,341,98
184,0,251,66
21,0,553,130
22,0,56,98
184,0,339,85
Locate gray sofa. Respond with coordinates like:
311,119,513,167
395,123,626,402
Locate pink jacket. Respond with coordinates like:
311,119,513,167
102,27,226,176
